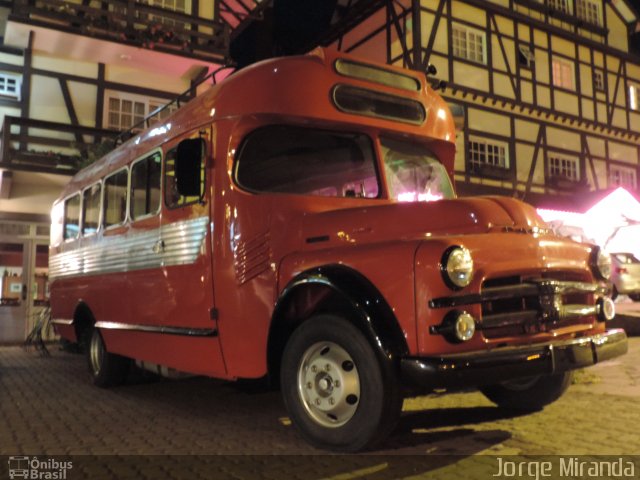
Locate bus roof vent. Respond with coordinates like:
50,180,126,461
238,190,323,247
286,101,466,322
335,59,421,92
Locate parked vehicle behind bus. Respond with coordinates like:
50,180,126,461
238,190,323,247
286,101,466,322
50,48,627,452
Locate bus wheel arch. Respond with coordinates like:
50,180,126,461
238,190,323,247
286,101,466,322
267,265,408,386
73,302,96,352
72,301,130,387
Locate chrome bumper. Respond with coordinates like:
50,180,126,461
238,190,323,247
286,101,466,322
429,279,612,333
400,329,628,391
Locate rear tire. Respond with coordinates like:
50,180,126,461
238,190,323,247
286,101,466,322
87,329,130,388
280,314,402,452
481,372,573,411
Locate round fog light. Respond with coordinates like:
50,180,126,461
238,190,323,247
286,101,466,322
455,312,476,342
597,297,615,321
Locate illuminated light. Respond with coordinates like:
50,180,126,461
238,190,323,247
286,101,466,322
454,312,475,341
537,187,640,258
526,354,541,361
396,189,443,203
148,125,168,137
210,108,216,117
437,108,447,120
419,190,443,202
397,192,415,202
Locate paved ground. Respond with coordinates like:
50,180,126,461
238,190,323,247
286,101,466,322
0,320,639,479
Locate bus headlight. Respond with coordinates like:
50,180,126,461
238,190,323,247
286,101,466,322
591,247,612,281
441,246,474,289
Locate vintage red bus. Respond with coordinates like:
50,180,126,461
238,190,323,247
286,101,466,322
50,48,627,451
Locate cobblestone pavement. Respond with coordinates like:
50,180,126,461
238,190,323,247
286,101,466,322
0,335,638,479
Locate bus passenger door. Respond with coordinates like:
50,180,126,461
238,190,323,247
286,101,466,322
152,128,226,377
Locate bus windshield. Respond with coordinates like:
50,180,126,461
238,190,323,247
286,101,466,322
235,125,380,198
381,136,454,202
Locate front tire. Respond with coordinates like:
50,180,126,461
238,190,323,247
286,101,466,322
87,328,130,388
280,314,402,452
481,372,573,411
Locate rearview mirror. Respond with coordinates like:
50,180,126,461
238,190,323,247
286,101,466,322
176,138,204,197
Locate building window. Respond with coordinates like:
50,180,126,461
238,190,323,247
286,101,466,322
576,0,602,26
518,45,535,68
145,0,187,28
0,73,21,100
552,57,575,90
593,70,605,92
148,101,178,126
548,154,579,182
452,24,486,64
468,137,509,172
630,84,640,111
105,92,175,131
547,0,571,14
609,165,637,190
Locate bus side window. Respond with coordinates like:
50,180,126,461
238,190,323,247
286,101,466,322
164,141,205,209
81,183,101,236
103,168,128,228
131,152,162,220
63,194,81,240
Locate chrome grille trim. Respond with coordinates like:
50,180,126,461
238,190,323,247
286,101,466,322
49,216,209,279
429,279,606,309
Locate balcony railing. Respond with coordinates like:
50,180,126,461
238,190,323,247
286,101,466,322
10,0,230,63
0,117,120,175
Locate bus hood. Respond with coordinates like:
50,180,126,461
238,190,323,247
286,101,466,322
299,196,548,247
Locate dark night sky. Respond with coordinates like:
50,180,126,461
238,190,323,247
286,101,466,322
627,0,640,54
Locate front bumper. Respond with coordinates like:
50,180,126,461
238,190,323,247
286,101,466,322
400,329,628,391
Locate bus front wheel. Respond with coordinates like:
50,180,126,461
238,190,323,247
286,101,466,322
280,314,402,452
87,329,130,388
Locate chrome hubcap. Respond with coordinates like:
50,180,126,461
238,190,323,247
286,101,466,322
297,342,360,428
89,331,104,376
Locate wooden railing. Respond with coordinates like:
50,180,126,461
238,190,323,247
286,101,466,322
10,0,230,63
0,117,119,175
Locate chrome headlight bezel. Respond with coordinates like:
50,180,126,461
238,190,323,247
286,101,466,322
591,247,612,281
441,246,474,290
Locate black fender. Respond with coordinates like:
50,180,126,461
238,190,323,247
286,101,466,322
268,264,409,378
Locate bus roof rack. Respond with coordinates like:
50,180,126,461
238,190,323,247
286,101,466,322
115,63,236,145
